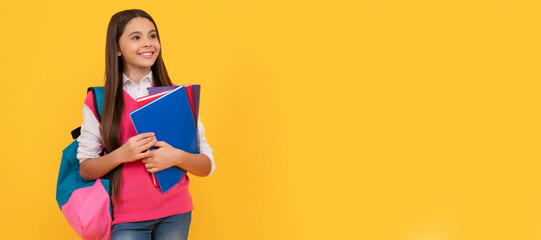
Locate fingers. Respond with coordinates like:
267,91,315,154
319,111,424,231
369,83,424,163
137,137,157,153
142,157,159,173
141,152,152,163
138,148,152,160
153,141,168,148
129,133,157,154
143,161,157,173
132,132,155,142
138,132,155,138
120,133,158,163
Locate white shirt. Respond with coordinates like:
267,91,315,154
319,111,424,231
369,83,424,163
77,72,215,176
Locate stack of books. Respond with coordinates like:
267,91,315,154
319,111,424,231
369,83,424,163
129,85,201,193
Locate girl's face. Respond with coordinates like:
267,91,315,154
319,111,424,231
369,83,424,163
117,17,160,74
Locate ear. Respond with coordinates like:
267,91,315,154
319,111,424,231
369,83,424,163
117,49,122,57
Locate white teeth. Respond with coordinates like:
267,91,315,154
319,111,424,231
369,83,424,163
140,52,153,56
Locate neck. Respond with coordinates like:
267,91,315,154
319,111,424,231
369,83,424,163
123,67,151,84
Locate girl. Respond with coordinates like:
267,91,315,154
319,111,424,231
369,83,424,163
77,9,215,240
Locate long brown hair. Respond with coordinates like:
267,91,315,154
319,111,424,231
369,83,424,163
103,9,173,203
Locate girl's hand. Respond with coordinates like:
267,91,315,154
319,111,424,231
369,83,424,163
116,132,157,163
142,141,188,173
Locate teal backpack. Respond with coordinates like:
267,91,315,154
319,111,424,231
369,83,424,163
55,87,113,240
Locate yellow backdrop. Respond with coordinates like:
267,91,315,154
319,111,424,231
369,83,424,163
1,0,540,239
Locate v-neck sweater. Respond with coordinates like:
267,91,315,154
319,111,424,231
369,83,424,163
84,90,193,225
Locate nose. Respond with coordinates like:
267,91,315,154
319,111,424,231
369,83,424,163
143,37,151,47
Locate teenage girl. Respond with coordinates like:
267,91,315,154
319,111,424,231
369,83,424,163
76,9,215,240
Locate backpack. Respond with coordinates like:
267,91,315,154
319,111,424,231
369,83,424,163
56,87,112,240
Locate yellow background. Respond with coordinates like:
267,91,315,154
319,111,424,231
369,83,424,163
0,0,540,239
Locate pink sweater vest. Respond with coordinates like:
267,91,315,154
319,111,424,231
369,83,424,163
84,90,193,225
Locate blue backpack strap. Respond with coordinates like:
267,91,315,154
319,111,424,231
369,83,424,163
88,87,104,121
88,87,107,158
70,87,104,139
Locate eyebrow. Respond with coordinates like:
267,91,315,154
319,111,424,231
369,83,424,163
128,30,157,36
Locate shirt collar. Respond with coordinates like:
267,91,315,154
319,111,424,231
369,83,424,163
122,71,154,85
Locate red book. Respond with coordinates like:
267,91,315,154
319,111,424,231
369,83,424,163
136,89,174,107
184,85,197,123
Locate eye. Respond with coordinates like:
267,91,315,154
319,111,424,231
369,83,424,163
131,36,140,40
150,34,157,39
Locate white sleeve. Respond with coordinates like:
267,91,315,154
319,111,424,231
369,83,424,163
198,119,215,176
77,104,105,163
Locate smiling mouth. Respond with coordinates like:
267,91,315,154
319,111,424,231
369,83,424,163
138,52,154,57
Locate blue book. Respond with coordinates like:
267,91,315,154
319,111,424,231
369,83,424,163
148,85,200,129
129,86,199,193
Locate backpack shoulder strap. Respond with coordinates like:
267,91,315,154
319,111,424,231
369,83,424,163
87,87,104,121
71,87,104,139
84,87,108,157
